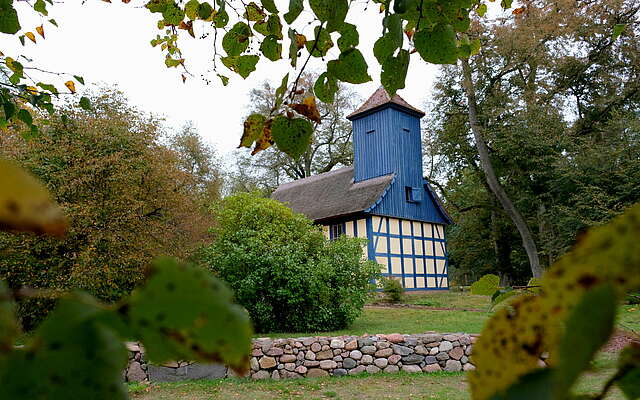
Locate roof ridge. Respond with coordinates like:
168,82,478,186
274,166,353,189
347,87,425,119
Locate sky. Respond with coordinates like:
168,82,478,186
7,1,506,158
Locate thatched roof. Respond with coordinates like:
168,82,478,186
271,167,394,222
347,87,425,120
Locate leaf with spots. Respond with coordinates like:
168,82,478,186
337,23,358,51
260,0,278,14
314,72,338,103
222,22,252,57
271,115,313,159
284,0,303,24
243,2,266,21
327,48,371,84
414,24,458,64
252,118,274,155
260,35,282,61
127,257,252,373
0,293,128,400
254,14,282,39
309,0,347,32
221,55,259,79
381,49,409,96
288,28,305,67
0,157,67,237
239,113,266,148
288,96,321,123
305,26,333,57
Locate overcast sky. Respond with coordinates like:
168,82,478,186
8,1,506,158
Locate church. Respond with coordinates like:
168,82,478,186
272,88,452,290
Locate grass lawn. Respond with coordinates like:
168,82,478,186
129,352,624,400
618,304,640,334
261,307,491,339
403,291,491,310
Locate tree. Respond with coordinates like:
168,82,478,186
0,87,217,328
231,73,359,191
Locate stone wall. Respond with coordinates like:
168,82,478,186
125,332,477,383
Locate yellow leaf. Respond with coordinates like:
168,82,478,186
36,25,45,38
64,80,76,93
25,32,36,43
26,86,39,95
288,96,322,123
0,158,67,237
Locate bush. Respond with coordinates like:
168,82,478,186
199,193,380,333
381,277,404,303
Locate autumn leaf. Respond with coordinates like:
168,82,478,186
252,118,274,155
288,96,321,123
64,80,76,93
25,32,36,43
0,158,67,237
512,7,526,14
36,25,45,38
25,86,39,95
295,33,306,49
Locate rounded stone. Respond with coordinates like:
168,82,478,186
348,365,366,375
423,364,442,373
345,340,358,351
430,347,439,355
343,358,357,369
295,365,308,374
444,360,462,372
376,341,391,349
319,360,337,370
284,363,296,371
401,364,422,373
361,355,373,365
252,370,270,380
250,357,260,371
439,341,453,352
461,356,469,364
305,351,316,360
271,370,280,379
450,347,464,360
333,368,348,377
365,365,381,374
126,361,147,382
401,354,424,365
330,339,345,349
388,354,401,365
350,350,363,360
383,365,400,374
414,345,429,355
374,348,393,358
463,363,476,371
361,345,377,355
436,352,450,361
425,356,438,365
392,345,413,356
386,334,405,343
307,368,329,378
259,356,277,369
374,358,388,368
310,342,322,352
316,350,333,360
281,354,297,363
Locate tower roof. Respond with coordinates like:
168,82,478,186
347,87,425,120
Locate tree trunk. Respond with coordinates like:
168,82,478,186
460,58,543,278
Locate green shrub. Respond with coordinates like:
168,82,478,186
470,274,501,295
199,193,380,333
381,277,404,303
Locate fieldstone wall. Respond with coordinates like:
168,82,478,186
124,332,477,383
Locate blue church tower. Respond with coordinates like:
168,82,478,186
272,88,452,290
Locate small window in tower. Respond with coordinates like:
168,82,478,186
402,128,410,133
405,187,422,203
329,223,344,240
366,129,375,135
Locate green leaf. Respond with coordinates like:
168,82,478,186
127,257,252,372
470,274,500,295
73,75,85,85
337,23,358,51
222,22,252,56
34,0,48,15
212,8,229,28
327,48,372,84
555,284,616,397
17,109,33,126
477,3,487,17
240,113,267,148
0,0,21,34
288,28,302,68
244,2,266,21
260,35,282,61
393,0,416,14
284,0,303,24
618,368,640,400
274,73,289,108
305,26,333,57
381,49,409,96
314,72,338,103
0,281,19,350
617,345,640,399
254,14,282,39
162,2,185,25
79,96,92,111
146,0,169,13
48,18,57,27
414,24,459,64
271,115,313,159
0,293,128,399
3,100,16,120
492,369,554,400
501,0,513,8
37,82,59,95
184,0,199,19
221,55,259,79
309,0,347,32
217,73,229,86
261,0,278,13
613,24,626,40
197,2,213,20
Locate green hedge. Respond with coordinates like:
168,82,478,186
200,193,380,333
